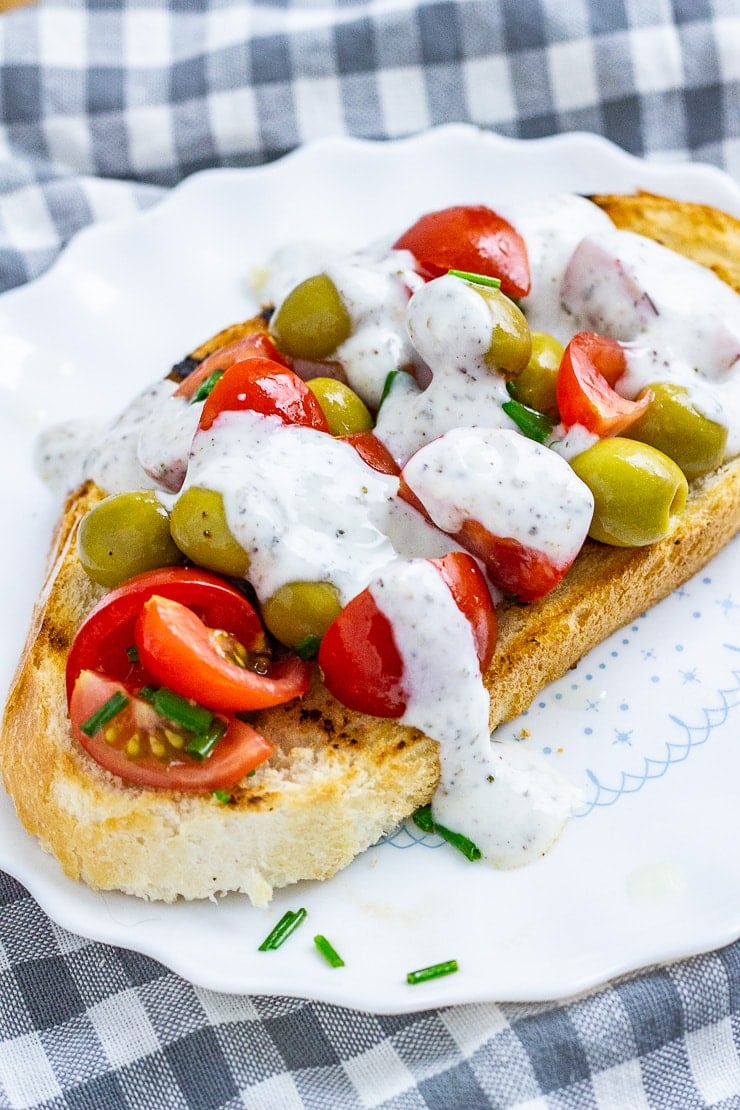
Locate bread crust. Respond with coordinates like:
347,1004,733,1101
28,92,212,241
2,192,740,904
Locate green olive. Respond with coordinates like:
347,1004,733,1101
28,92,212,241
511,331,563,418
77,490,183,587
306,377,373,436
625,382,727,481
570,437,688,547
261,581,341,649
270,274,352,361
170,487,250,577
480,286,532,377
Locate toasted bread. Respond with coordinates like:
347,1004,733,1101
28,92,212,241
2,191,740,904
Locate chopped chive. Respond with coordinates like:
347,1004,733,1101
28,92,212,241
126,645,140,663
502,398,554,444
313,934,345,968
152,688,213,735
191,368,225,403
412,804,482,862
138,685,157,703
258,908,307,951
185,718,227,760
79,691,130,737
448,268,502,289
378,368,401,410
407,959,458,985
412,804,435,833
212,789,233,805
293,634,321,660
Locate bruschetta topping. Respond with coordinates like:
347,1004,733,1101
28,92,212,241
44,195,740,868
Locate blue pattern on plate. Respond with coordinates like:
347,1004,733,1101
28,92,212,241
382,555,740,851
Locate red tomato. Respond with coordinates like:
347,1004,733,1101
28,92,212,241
396,473,437,522
556,331,653,436
70,670,272,791
341,431,400,476
66,567,267,701
455,518,567,603
318,587,406,718
318,553,496,718
393,205,530,299
199,357,330,432
429,552,497,669
135,595,311,712
173,331,288,401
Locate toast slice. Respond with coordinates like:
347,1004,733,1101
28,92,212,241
2,191,740,904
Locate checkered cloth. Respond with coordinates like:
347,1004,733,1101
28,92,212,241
1,1,740,1106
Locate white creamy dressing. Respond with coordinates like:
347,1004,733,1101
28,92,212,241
325,246,425,409
36,380,183,497
401,428,594,566
39,191,740,871
184,409,479,604
137,390,201,492
508,193,615,342
369,560,578,865
560,228,740,457
186,411,399,603
374,274,517,465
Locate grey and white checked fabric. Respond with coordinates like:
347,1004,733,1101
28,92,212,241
1,0,739,295
2,1,740,1107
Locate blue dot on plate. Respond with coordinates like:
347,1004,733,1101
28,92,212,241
651,675,660,683
584,727,593,736
620,703,629,711
693,612,701,619
543,746,552,755
676,644,684,652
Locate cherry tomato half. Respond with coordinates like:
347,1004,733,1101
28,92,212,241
318,587,406,718
393,205,530,299
340,431,400,476
135,595,311,712
65,567,267,701
429,551,497,670
199,357,330,432
455,518,567,604
556,331,653,437
70,670,272,791
173,330,289,401
318,553,496,718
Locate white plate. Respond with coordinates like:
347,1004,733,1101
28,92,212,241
2,125,740,1013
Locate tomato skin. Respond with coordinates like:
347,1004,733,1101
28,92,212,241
341,431,400,476
318,588,407,718
66,567,266,702
70,670,272,791
429,552,497,669
455,518,566,603
556,331,653,436
318,553,497,718
393,205,530,299
199,357,330,432
135,595,311,712
173,331,288,401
